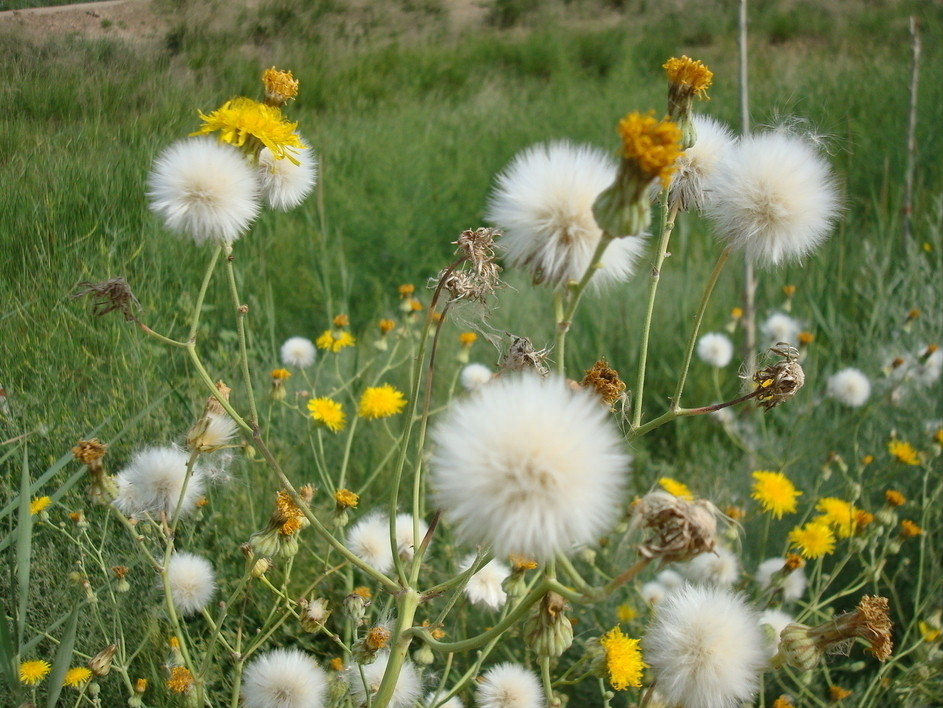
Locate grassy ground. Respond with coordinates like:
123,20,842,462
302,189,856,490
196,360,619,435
1,0,941,705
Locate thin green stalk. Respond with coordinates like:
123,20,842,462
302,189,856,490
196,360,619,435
633,198,680,428
540,656,555,706
224,245,259,425
189,245,223,340
672,248,732,409
336,414,361,490
368,590,422,708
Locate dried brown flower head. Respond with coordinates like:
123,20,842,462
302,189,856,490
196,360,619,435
72,439,107,467
434,227,504,304
581,359,627,407
631,491,720,563
751,343,805,409
72,277,142,321
499,335,550,376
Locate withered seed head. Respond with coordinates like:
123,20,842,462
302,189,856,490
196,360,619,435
72,277,142,321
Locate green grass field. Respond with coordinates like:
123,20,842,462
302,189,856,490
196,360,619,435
1,0,941,705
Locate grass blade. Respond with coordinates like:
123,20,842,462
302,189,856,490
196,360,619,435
0,607,16,694
15,446,32,648
45,603,80,708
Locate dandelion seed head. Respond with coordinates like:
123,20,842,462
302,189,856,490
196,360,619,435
761,312,801,348
460,555,510,610
394,513,429,559
476,663,545,708
346,652,421,708
346,512,395,575
827,368,871,407
460,363,494,390
678,545,740,587
241,648,327,708
114,446,204,518
280,336,317,368
756,557,807,602
258,138,317,210
167,552,216,617
669,115,735,211
696,332,734,368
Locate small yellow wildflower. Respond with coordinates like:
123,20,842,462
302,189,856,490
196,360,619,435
134,678,148,694
816,497,858,538
861,454,874,465
358,384,407,419
334,488,359,510
772,697,795,708
307,397,346,433
855,510,874,529
900,520,922,538
934,427,943,446
731,307,744,319
663,55,713,99
617,111,683,187
599,626,646,690
352,586,372,599
799,331,815,345
784,553,805,571
63,666,93,688
884,490,906,507
788,521,836,559
616,604,637,623
828,685,853,700
398,283,415,298
918,620,941,642
316,330,357,352
365,625,392,651
906,308,921,322
409,298,424,312
782,284,797,297
193,97,303,164
658,477,693,500
510,556,539,571
166,666,194,694
458,331,478,346
329,657,345,672
19,660,51,686
261,67,299,106
888,440,920,465
378,319,396,334
751,471,802,519
279,516,304,536
30,496,51,515
270,368,292,380
333,314,349,327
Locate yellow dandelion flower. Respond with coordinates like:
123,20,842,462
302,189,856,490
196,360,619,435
934,428,943,446
616,604,637,623
333,314,349,328
261,67,299,106
919,620,941,642
730,307,744,319
751,470,802,519
663,55,713,99
599,626,646,690
815,497,858,538
307,397,346,433
799,331,815,345
270,368,292,380
398,283,415,298
788,521,836,559
828,685,853,700
510,555,539,571
329,657,345,672
334,488,359,509
193,97,303,164
617,111,683,187
29,496,51,515
861,454,874,465
884,489,905,507
279,516,304,536
378,319,396,334
358,384,407,419
352,586,372,599
166,666,194,694
19,660,51,686
900,519,922,538
782,284,797,297
772,697,795,708
855,510,874,529
316,330,356,352
135,678,148,694
658,477,693,500
409,298,424,312
458,332,478,346
888,439,920,465
63,666,92,688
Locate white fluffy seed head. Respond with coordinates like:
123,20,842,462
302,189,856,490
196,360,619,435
696,332,735,368
459,363,494,391
827,367,871,407
114,445,204,518
425,690,464,708
656,568,685,591
430,374,630,561
394,513,429,559
280,336,317,369
678,545,740,587
669,115,736,212
486,141,648,290
705,129,841,268
460,555,510,610
756,557,807,602
346,512,395,575
761,312,801,348
147,137,260,245
258,138,318,211
167,552,216,617
476,663,545,708
197,412,239,451
346,652,421,708
759,608,795,659
643,584,767,708
641,581,669,607
241,648,327,708
915,346,942,386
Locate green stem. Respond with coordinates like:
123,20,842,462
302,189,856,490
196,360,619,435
224,245,259,425
189,245,223,340
368,590,422,708
671,248,731,409
633,198,680,428
628,388,762,441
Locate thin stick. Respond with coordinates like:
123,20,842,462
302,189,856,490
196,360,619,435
903,16,921,243
738,0,758,383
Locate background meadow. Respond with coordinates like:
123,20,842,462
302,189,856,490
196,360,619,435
1,0,941,705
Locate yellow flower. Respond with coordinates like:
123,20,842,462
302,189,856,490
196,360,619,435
333,314,350,327
193,97,303,164
900,519,922,538
788,521,836,559
30,496,51,515
63,666,93,688
398,283,415,298
919,620,941,642
261,67,299,106
617,111,683,188
358,384,407,419
888,439,920,465
378,319,396,334
730,307,744,319
316,330,356,352
658,477,693,500
166,666,194,694
458,332,478,346
19,660,51,686
884,489,905,507
334,488,359,509
663,55,713,99
270,368,292,380
616,604,637,623
751,471,801,519
799,331,815,345
828,685,853,700
934,428,943,446
815,497,858,538
772,697,795,708
599,626,646,690
307,397,346,433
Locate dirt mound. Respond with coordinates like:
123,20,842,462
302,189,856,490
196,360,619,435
0,1,169,44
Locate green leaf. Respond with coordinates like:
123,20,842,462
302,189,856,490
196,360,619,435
14,446,33,648
45,604,80,708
